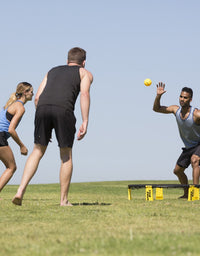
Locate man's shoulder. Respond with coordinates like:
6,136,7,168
169,105,179,114
192,107,200,124
79,68,93,81
193,107,200,114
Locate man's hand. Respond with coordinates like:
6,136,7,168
153,81,178,114
156,82,166,96
77,121,88,140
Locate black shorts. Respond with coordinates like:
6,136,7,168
0,132,9,147
177,144,200,168
34,105,76,148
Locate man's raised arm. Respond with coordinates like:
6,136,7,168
153,82,177,114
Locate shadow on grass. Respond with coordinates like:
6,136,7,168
72,202,112,206
16,199,112,207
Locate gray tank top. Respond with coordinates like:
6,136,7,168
175,106,200,148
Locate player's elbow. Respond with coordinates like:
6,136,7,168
80,91,90,98
153,105,162,112
8,127,15,136
153,106,158,112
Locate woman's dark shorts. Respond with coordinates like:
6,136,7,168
177,143,200,168
0,132,9,147
34,105,76,148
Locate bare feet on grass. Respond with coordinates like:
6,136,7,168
12,196,22,206
178,189,188,199
60,200,73,206
178,194,188,199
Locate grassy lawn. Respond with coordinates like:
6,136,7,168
0,180,200,256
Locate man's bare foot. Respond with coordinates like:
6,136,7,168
178,194,188,199
12,196,22,206
60,200,73,206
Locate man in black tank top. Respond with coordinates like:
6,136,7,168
13,47,93,206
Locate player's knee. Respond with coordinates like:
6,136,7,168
9,164,17,174
173,167,182,175
191,155,199,167
173,168,179,175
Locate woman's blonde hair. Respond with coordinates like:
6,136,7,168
4,82,32,109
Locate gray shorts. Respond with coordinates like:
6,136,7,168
177,143,200,168
34,105,76,148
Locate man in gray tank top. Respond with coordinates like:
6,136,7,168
153,82,200,198
12,47,93,206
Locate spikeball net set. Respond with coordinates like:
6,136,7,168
128,184,200,201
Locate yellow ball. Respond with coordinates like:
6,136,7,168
144,78,152,86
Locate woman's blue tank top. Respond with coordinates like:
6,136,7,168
0,100,24,137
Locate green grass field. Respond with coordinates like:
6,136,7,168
0,180,200,256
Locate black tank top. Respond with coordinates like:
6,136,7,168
38,65,81,112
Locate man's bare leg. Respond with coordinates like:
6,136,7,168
173,164,188,198
12,144,47,205
59,147,73,206
191,155,200,184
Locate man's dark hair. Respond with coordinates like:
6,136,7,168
68,47,86,65
182,87,193,98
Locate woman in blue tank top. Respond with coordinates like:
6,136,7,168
0,82,33,198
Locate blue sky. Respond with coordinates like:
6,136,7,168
0,0,200,184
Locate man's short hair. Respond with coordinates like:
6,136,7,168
68,47,86,65
182,87,193,98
